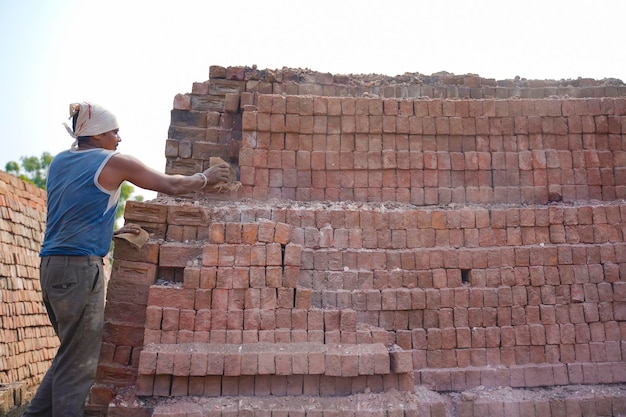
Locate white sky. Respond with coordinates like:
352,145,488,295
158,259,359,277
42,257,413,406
1,0,625,199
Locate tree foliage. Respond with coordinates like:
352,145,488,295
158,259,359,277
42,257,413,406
115,182,144,229
5,152,53,189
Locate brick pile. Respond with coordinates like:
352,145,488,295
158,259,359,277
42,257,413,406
0,171,55,416
86,66,626,417
88,202,415,415
238,95,626,205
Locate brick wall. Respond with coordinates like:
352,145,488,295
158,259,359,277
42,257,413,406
165,66,626,205
238,95,626,204
89,66,626,416
89,201,415,415
95,199,626,388
0,171,55,416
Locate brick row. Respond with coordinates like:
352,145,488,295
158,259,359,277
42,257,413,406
162,219,298,245
145,279,625,330
410,325,625,358
250,95,626,119
309,203,622,232
237,178,626,206
300,261,624,290
356,305,625,336
121,200,626,234
299,260,624,290
360,301,624,330
137,372,415,399
143,328,388,346
137,342,396,378
201,242,302,268
147,286,312,311
239,183,626,205
301,245,626,271
239,145,623,169
242,147,624,173
413,343,626,372
205,65,626,100
144,306,365,334
207,221,294,245
417,361,626,392
305,281,625,308
184,265,301,289
248,113,626,137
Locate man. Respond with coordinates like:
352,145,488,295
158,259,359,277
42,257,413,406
23,102,230,417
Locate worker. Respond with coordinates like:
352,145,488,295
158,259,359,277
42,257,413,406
23,102,230,417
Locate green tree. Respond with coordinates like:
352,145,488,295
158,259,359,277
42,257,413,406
5,152,53,189
115,182,144,229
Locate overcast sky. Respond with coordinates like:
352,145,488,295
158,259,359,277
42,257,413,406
1,0,624,199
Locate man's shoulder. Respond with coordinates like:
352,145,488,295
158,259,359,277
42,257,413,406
105,152,141,167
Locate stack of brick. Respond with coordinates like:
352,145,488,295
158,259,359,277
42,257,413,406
89,199,626,415
134,217,412,399
86,66,626,417
165,66,626,203
91,204,165,408
0,171,55,416
237,95,626,204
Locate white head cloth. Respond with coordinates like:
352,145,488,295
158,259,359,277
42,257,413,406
63,102,119,149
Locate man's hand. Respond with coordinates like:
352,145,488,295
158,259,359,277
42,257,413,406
202,163,231,186
114,223,142,236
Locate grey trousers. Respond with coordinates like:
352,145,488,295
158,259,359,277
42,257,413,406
23,256,105,417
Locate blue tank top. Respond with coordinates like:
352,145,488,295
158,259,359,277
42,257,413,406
40,148,120,257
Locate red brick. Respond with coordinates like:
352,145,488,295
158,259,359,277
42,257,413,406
177,309,194,332
137,350,157,376
143,306,162,331
236,350,257,376
148,374,171,397
341,352,360,377
199,267,217,288
324,310,340,331
148,287,195,310
219,353,242,376
154,351,174,376
256,221,274,243
266,243,282,265
335,309,356,333
160,242,203,268
265,266,282,288
275,352,293,376
200,375,220,397
389,349,413,374
283,243,302,267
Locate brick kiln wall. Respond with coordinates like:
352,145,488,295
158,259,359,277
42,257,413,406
87,66,626,416
237,95,626,204
0,170,55,415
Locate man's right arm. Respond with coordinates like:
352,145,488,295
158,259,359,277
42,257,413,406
98,153,231,195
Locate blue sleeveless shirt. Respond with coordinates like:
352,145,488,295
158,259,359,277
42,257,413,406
40,148,120,257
